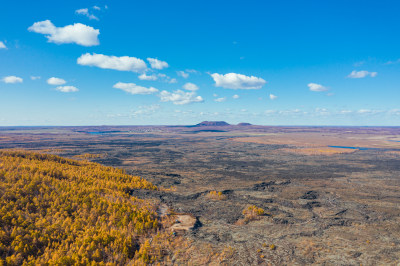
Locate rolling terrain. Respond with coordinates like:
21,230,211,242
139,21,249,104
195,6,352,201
1,123,400,264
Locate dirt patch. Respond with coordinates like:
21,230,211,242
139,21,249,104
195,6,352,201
170,215,197,234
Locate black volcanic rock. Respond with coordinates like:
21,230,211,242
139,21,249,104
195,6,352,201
237,123,252,126
195,121,230,127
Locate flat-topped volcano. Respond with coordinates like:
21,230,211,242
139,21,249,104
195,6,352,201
195,121,230,127
237,122,252,126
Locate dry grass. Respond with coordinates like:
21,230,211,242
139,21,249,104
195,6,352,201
283,147,356,155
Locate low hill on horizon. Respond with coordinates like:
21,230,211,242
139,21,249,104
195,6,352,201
195,121,231,127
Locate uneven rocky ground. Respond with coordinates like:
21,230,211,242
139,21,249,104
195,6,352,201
1,125,400,265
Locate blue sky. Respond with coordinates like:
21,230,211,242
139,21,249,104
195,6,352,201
1,0,399,126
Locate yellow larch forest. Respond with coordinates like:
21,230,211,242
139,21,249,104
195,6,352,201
0,150,161,265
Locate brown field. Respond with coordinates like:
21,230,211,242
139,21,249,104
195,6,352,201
1,124,400,264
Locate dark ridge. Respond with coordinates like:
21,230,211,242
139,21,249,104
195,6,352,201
195,121,230,127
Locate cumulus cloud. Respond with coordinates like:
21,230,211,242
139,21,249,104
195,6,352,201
113,82,158,95
308,83,327,92
76,8,88,15
28,20,99,46
177,70,189,78
93,5,101,10
75,8,99,20
30,76,41,80
138,73,158,81
47,77,66,85
55,86,78,92
233,94,239,99
2,76,23,83
159,90,203,105
211,73,266,89
214,97,226,102
269,94,277,100
147,58,169,69
0,41,7,49
347,70,377,78
183,82,199,91
77,53,147,72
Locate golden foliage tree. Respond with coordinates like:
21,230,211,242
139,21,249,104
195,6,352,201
0,150,159,265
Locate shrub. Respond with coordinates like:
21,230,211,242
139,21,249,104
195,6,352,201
236,205,266,225
207,191,227,200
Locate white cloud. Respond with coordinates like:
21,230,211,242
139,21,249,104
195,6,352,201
47,77,66,85
138,73,158,80
279,109,304,115
93,5,101,10
28,20,99,46
147,58,169,69
353,61,365,67
339,110,352,114
113,82,158,95
385,59,400,65
347,70,377,78
388,109,400,115
315,108,329,115
308,83,327,92
265,110,277,115
76,8,88,15
185,69,198,74
213,93,218,97
269,94,277,100
30,76,41,80
183,82,199,91
357,109,382,114
75,8,99,20
55,86,78,92
357,109,371,114
214,97,226,102
2,76,23,83
233,94,239,99
77,53,147,72
177,70,189,78
159,90,203,105
0,41,7,49
155,73,177,83
211,73,266,89
132,104,161,116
